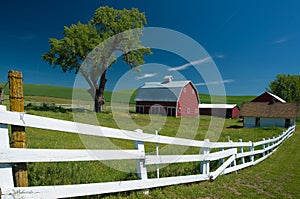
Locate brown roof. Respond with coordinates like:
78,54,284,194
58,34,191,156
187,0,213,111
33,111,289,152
240,102,299,118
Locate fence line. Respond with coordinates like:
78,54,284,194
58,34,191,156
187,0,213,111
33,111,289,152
0,105,296,199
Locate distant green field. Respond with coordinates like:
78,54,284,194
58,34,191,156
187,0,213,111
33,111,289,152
199,93,255,107
0,83,255,106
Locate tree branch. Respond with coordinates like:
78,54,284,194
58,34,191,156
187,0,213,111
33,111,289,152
79,68,96,97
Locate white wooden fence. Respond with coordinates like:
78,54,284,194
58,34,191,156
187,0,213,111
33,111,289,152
0,105,296,199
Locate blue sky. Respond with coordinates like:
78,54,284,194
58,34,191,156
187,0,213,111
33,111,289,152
0,0,299,96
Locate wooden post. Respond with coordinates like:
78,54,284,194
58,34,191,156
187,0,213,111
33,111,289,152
8,70,28,187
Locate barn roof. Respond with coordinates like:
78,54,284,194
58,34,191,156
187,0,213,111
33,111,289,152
198,104,238,109
251,92,286,103
265,92,286,103
240,102,299,118
135,80,192,102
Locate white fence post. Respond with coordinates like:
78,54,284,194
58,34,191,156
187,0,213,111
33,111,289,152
219,148,224,164
134,129,148,195
267,138,270,154
229,140,236,167
239,139,245,164
249,141,254,162
262,138,265,157
134,131,147,181
200,139,210,175
0,105,14,194
155,130,160,179
134,132,149,195
272,136,275,152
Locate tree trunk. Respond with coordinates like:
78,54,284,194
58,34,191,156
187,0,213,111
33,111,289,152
0,88,3,105
94,70,107,113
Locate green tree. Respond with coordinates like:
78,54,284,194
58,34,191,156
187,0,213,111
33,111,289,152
268,74,300,103
43,6,152,112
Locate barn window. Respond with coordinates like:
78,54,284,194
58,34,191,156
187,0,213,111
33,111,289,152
192,89,195,94
187,108,190,113
183,88,186,93
255,118,260,127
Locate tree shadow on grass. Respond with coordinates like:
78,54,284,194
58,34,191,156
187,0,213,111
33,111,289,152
227,125,243,129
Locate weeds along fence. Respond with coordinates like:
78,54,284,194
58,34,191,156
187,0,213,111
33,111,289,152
0,105,296,199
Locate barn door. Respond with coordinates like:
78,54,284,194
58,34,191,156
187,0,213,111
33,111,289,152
285,119,290,128
255,118,260,127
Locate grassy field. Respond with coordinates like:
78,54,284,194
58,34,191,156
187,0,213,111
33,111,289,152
199,93,256,107
1,83,298,198
122,131,300,199
19,106,299,199
0,83,256,106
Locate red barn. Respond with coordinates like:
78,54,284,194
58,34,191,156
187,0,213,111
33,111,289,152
251,92,286,103
198,104,240,118
135,77,199,117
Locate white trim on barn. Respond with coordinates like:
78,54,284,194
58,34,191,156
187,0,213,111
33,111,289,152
265,92,286,103
198,104,238,109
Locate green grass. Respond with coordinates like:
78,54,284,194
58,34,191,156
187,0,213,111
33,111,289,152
1,82,255,106
125,130,300,199
1,83,298,198
20,106,299,198
199,93,256,107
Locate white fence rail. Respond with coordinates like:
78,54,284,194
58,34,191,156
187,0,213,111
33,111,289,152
0,105,296,199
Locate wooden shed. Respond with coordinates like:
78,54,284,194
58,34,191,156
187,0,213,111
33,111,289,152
240,102,299,128
135,77,200,117
198,104,240,118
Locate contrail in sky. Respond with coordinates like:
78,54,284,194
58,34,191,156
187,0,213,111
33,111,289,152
137,73,157,80
168,57,211,71
194,79,234,86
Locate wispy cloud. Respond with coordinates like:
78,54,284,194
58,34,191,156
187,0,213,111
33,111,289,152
218,13,236,31
9,32,36,42
136,73,157,80
214,53,225,59
168,57,211,71
273,35,291,44
194,79,234,86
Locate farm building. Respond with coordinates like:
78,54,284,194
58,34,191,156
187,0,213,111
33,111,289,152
251,91,286,103
198,104,240,118
135,76,200,117
240,102,299,128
